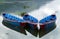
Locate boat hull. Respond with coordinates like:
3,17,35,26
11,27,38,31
2,13,57,38
39,21,56,38
2,20,27,35
23,14,38,37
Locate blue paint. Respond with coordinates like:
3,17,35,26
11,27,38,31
23,15,38,23
3,13,25,26
23,15,38,29
39,15,56,31
39,15,56,23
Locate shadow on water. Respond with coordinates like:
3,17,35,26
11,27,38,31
0,0,53,15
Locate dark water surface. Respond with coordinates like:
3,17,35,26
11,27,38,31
0,0,53,15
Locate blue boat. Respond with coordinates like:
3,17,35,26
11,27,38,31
23,14,38,37
2,13,57,37
39,14,56,38
2,13,26,26
23,14,38,29
39,14,56,30
2,13,27,35
39,14,56,23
